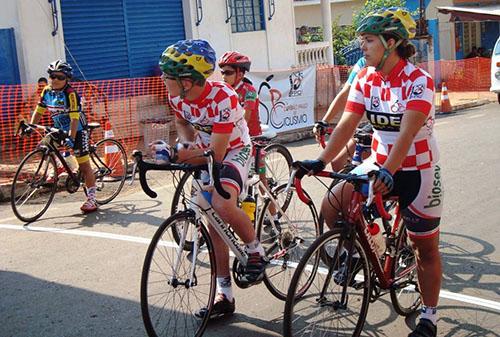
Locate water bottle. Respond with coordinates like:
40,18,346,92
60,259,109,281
368,222,386,257
149,140,171,164
241,195,256,222
201,190,212,205
352,143,364,166
63,151,79,172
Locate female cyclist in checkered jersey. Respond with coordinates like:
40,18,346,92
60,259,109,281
298,8,443,337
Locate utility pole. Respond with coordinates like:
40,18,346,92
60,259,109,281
418,0,428,37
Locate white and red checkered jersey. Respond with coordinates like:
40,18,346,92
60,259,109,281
169,81,251,151
345,59,439,171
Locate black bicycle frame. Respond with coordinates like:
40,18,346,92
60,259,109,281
39,137,80,186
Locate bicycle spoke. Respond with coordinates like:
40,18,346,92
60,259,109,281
141,214,215,337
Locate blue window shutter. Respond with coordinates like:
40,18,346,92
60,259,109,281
125,0,186,78
61,0,185,80
0,28,21,84
61,0,130,80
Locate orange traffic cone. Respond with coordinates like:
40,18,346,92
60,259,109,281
104,120,125,178
440,82,453,114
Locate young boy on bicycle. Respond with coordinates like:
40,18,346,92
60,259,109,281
218,51,279,214
29,60,98,214
159,39,267,319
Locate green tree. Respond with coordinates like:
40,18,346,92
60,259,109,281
352,0,406,28
332,0,407,65
331,17,356,65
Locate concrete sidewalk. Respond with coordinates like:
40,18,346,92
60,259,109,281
436,91,497,113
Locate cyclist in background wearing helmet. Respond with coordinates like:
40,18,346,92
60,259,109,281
218,51,262,137
159,39,267,320
218,51,278,212
299,8,442,337
312,57,368,171
30,60,98,214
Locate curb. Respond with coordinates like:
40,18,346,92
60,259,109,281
436,99,492,115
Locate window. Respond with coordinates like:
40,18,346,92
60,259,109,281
230,0,265,33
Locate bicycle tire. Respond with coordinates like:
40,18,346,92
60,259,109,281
256,183,320,301
90,138,127,204
11,149,58,223
283,228,371,337
263,143,293,190
389,222,421,316
141,211,216,337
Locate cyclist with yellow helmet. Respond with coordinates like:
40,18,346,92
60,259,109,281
159,39,267,320
298,8,442,337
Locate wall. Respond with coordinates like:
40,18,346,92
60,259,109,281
263,0,297,70
0,0,65,83
17,0,65,83
294,0,363,27
184,0,297,70
428,0,456,60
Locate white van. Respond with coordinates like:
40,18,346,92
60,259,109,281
490,36,500,104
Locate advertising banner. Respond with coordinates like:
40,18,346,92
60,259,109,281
246,66,316,133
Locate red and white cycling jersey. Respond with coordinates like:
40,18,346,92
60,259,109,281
169,81,251,151
234,79,262,137
346,59,439,171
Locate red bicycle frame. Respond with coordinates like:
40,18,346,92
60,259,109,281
292,169,413,290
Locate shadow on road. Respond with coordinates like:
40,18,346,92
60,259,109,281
440,231,500,296
0,271,146,337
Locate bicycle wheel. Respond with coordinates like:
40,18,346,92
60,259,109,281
11,149,58,222
390,223,421,316
283,229,371,337
263,143,293,190
256,183,320,300
141,212,216,337
170,170,202,250
89,138,128,204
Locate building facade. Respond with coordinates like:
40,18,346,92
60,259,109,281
1,0,498,84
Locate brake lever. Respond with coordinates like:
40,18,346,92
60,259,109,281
129,161,138,185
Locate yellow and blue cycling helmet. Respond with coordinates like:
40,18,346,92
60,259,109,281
159,39,216,81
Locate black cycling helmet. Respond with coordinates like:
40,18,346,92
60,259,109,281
47,60,73,78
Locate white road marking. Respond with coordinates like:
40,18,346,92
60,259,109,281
435,121,449,126
1,223,499,312
467,114,485,119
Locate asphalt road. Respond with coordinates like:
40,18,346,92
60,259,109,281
1,103,499,337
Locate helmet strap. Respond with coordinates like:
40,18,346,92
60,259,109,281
176,78,188,99
233,68,244,86
377,35,403,71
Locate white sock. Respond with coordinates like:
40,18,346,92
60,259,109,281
420,305,437,325
216,276,233,302
87,186,96,200
245,239,265,256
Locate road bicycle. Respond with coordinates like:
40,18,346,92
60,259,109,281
283,165,420,337
11,120,128,222
133,149,319,337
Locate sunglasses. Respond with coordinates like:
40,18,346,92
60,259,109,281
49,74,67,81
161,73,178,82
221,70,236,76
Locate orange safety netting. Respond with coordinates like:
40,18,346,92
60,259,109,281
0,58,493,170
0,77,172,166
418,57,491,92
